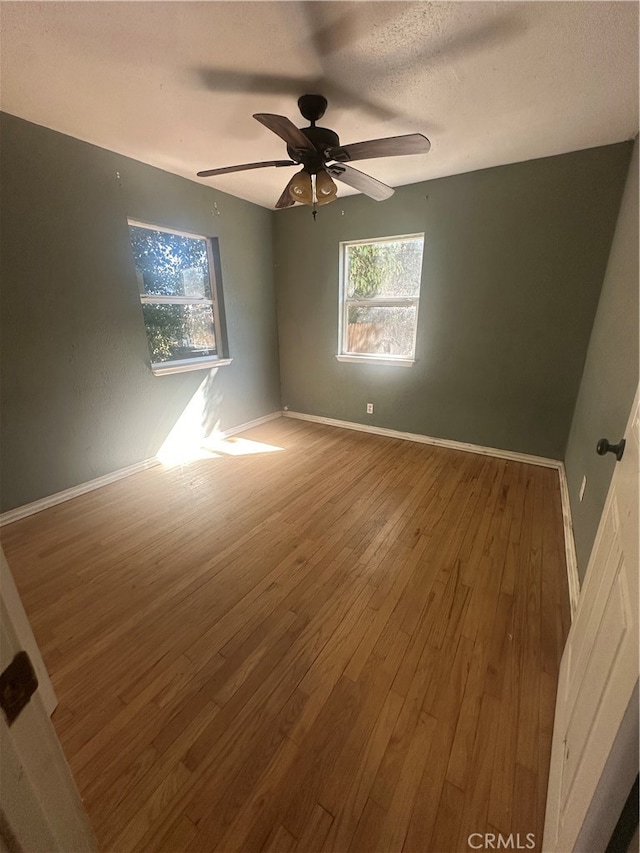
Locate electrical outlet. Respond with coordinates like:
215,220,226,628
366,403,374,414
579,475,587,502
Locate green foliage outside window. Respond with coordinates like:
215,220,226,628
344,238,424,357
141,304,184,363
130,227,211,298
129,224,218,365
346,239,423,300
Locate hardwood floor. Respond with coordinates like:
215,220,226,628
2,417,571,852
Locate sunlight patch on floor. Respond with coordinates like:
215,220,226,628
202,436,284,456
157,446,222,466
156,370,283,465
157,371,221,466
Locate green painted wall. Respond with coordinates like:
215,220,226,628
1,113,634,517
0,113,281,512
565,137,639,581
274,143,632,460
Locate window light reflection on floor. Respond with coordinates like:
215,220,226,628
202,436,284,456
157,445,222,467
156,371,283,466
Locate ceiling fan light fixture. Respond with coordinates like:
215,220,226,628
315,170,338,205
197,96,430,211
288,170,313,205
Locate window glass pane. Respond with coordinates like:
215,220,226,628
346,238,423,299
129,226,211,299
141,303,217,364
346,305,416,357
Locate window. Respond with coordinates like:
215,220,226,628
338,234,424,366
128,221,229,375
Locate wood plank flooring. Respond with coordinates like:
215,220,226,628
2,417,571,852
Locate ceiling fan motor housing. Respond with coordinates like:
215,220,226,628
297,94,328,123
287,125,340,173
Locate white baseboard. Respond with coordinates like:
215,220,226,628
0,457,161,527
0,411,282,527
283,410,562,469
217,411,281,438
284,409,580,618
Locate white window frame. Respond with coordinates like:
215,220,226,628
128,220,231,376
336,233,424,367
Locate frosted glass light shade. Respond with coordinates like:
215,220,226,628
288,170,313,205
316,170,338,205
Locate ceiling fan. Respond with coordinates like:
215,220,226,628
197,95,431,214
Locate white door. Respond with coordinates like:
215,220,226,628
544,388,639,852
0,550,96,851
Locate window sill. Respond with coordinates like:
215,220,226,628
151,357,233,376
335,354,415,368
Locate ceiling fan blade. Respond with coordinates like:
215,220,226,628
275,173,300,209
302,4,362,59
326,163,394,201
197,160,295,178
197,68,314,97
195,68,402,123
327,133,431,163
253,114,316,153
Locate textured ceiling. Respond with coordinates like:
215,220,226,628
0,1,638,209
